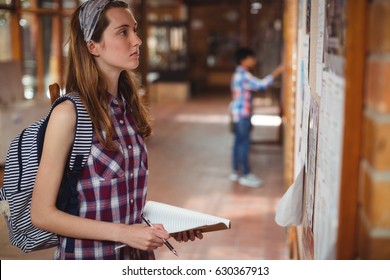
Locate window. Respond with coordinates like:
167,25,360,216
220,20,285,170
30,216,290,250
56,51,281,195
146,0,188,82
0,0,81,100
20,12,59,99
1,0,144,100
0,0,12,5
21,0,59,9
0,10,12,61
148,24,187,72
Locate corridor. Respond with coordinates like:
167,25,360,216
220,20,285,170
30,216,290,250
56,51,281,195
0,92,289,260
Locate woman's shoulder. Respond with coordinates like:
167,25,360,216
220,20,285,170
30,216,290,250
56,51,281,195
50,99,77,131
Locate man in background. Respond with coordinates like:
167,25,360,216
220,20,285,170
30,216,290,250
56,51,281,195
229,47,284,188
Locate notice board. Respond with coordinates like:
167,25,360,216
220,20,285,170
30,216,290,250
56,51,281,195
293,0,348,259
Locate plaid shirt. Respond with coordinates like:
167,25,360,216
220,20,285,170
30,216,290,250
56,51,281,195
55,94,153,260
230,66,273,122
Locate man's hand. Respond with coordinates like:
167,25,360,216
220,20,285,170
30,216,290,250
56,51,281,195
271,64,285,78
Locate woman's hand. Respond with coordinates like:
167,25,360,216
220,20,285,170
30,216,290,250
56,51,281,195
172,230,203,242
122,223,170,251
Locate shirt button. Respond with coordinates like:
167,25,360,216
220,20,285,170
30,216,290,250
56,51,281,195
128,145,132,150
130,199,134,204
119,120,124,124
130,173,134,178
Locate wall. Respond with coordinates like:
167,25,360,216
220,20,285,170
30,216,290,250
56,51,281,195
359,0,390,259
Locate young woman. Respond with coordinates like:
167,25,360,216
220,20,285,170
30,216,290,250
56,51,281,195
31,0,201,260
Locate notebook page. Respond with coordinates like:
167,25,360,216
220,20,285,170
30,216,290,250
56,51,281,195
143,201,231,234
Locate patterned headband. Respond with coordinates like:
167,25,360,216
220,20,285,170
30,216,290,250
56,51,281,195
79,0,112,42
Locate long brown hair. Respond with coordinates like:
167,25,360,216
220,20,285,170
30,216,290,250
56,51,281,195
65,1,152,151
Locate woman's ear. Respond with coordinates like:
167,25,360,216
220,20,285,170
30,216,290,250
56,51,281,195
87,40,100,56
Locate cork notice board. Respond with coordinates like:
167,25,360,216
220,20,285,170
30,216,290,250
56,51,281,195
294,0,348,259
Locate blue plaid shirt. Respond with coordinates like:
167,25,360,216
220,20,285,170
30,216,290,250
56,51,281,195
230,66,273,122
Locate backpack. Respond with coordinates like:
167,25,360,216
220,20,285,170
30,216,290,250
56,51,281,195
0,93,93,253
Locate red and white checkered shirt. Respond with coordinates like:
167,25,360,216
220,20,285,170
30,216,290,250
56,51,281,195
55,94,153,260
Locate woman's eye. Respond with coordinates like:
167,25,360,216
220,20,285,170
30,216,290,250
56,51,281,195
120,30,128,36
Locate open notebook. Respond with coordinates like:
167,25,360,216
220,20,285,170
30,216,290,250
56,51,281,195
143,201,231,234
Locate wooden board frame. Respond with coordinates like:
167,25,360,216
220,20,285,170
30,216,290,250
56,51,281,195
336,0,366,259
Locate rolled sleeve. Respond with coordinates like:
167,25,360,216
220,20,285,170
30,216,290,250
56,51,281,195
246,73,274,91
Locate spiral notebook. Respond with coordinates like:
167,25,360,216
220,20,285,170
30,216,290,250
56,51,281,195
143,201,231,234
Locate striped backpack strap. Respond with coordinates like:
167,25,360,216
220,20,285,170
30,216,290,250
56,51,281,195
63,94,93,172
51,94,93,208
52,94,93,253
49,94,93,173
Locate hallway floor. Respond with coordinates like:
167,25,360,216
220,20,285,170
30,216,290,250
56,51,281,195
0,92,289,260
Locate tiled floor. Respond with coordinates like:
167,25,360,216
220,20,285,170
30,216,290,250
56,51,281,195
0,92,289,260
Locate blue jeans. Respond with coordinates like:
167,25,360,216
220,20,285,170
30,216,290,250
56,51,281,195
232,117,251,175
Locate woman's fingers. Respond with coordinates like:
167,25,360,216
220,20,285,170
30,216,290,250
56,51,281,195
172,230,203,242
195,230,204,240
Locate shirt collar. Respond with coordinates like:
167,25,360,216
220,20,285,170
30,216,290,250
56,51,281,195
108,93,128,109
237,65,248,72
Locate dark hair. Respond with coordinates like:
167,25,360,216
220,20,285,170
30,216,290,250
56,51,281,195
235,47,255,64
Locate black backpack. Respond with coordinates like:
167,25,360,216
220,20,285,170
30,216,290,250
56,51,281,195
0,94,93,252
